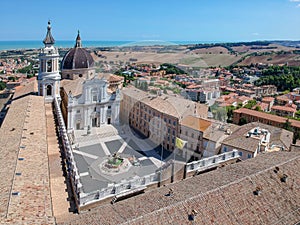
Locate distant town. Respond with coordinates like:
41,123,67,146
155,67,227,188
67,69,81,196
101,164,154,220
2,41,300,138
1,24,300,225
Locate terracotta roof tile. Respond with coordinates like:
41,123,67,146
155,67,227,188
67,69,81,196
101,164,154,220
221,122,293,152
271,105,296,113
122,87,208,119
61,151,300,225
276,95,290,101
262,97,275,102
234,108,300,128
180,115,211,132
0,80,54,224
253,102,269,111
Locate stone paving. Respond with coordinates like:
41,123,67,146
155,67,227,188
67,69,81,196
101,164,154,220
72,125,164,194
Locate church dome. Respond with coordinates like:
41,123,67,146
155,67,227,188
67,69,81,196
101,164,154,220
61,31,94,70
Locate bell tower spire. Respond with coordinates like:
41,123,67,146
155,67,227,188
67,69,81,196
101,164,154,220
75,30,82,48
43,20,55,47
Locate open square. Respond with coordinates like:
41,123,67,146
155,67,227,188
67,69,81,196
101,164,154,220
72,125,164,194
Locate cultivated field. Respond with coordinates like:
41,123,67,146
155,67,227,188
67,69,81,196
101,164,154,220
91,43,300,67
96,51,244,67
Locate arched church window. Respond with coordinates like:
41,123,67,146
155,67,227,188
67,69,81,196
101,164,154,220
46,85,52,96
47,60,52,72
67,74,70,79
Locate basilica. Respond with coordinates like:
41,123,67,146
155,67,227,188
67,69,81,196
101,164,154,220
38,21,123,132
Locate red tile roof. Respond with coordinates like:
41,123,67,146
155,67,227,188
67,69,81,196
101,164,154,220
180,115,211,132
262,97,275,103
238,96,251,102
234,108,300,128
253,102,269,111
276,95,290,102
285,103,297,109
271,105,296,113
61,151,300,225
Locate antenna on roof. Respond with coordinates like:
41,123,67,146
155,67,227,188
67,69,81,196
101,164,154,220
253,186,262,196
280,174,288,183
188,209,198,221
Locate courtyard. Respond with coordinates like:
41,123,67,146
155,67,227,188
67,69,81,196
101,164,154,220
71,125,176,194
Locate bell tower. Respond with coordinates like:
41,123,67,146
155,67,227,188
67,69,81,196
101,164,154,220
38,21,61,102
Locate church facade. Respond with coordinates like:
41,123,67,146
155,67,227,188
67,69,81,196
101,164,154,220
58,30,123,132
66,78,121,131
38,21,123,132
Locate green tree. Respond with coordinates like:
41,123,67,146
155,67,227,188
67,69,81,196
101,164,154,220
8,77,16,82
17,64,32,74
283,119,293,132
0,81,6,90
226,105,236,122
244,100,257,109
254,106,262,112
221,91,230,95
283,90,290,95
172,88,181,94
254,65,300,91
160,63,186,74
213,106,227,122
237,102,243,109
238,117,247,125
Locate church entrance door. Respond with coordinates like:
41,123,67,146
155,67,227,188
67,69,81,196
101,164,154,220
92,118,97,127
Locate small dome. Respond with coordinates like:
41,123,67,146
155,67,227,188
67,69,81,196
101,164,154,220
61,31,94,70
61,48,94,70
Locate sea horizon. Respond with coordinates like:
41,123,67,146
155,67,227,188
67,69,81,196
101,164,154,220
0,39,299,51
0,39,282,51
0,40,221,51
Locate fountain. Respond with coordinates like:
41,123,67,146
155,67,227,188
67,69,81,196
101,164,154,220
105,152,124,169
99,152,131,175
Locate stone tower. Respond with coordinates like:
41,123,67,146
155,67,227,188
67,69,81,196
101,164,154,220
38,21,61,102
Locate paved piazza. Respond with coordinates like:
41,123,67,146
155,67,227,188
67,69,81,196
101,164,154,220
72,125,166,194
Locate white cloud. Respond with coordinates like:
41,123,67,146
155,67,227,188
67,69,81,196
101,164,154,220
252,33,260,36
289,0,300,8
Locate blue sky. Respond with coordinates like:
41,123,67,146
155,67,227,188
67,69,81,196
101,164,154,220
1,0,300,42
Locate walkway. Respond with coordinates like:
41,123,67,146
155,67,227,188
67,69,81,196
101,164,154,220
46,103,71,223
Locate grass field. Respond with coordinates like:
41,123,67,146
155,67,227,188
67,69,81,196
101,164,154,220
95,43,299,68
